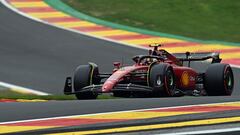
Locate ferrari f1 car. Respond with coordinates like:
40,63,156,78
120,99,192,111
64,44,234,99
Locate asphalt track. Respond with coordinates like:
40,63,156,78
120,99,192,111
0,2,240,134
0,0,239,95
0,2,148,94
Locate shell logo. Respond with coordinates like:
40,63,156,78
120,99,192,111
181,71,189,86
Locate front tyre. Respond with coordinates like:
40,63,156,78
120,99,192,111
205,63,234,96
74,63,100,99
148,64,176,97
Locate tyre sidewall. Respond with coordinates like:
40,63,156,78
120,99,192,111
149,63,176,97
205,63,234,96
73,64,99,99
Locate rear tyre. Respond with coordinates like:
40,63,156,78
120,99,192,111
74,64,100,99
148,64,176,97
205,63,234,96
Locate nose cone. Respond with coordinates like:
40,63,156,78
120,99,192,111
102,82,114,93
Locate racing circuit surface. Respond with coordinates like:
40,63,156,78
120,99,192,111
0,1,240,134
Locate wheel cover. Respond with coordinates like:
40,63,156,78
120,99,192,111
166,70,175,90
156,76,162,86
224,69,233,92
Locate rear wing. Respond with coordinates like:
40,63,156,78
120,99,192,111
172,52,222,63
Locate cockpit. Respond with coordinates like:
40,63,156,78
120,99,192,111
132,55,164,65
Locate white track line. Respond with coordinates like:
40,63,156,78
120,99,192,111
0,0,148,95
1,2,240,134
0,101,239,124
231,64,240,68
0,1,239,95
0,82,49,95
157,127,240,135
1,0,239,68
0,0,147,51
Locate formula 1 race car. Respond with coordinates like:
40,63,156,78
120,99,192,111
64,44,234,99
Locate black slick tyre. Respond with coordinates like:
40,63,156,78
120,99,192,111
204,63,234,96
148,63,176,97
74,64,100,99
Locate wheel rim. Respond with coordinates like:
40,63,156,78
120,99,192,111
166,70,175,90
169,74,174,86
224,69,233,92
156,76,162,86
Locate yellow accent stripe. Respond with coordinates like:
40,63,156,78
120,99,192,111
71,111,195,120
10,2,48,8
221,52,240,59
162,44,237,53
71,102,240,120
28,12,70,19
9,0,240,68
124,37,184,44
0,111,194,134
0,102,239,134
16,99,48,102
48,116,240,135
217,102,240,106
88,30,138,37
55,21,96,28
0,126,56,134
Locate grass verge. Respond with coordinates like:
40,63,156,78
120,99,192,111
0,90,76,100
0,90,117,100
62,0,240,43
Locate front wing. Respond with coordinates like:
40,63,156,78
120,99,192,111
64,77,153,95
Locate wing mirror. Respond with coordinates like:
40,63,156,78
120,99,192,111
113,62,121,69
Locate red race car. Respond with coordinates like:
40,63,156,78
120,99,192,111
64,44,234,99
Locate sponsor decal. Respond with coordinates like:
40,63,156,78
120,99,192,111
181,71,189,86
189,76,195,81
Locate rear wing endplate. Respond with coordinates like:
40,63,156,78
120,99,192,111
173,52,222,63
